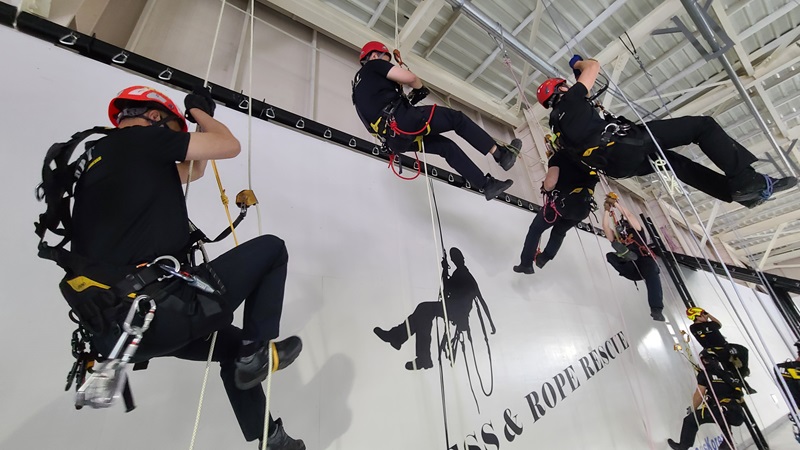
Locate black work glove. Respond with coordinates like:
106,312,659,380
441,256,449,271
184,85,216,123
569,54,583,80
407,86,430,105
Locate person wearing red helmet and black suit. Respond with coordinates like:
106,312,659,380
352,41,522,200
537,55,796,208
67,86,304,449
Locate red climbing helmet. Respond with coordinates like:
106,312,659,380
108,85,188,132
359,41,390,64
537,78,567,108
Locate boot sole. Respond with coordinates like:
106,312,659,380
484,180,514,200
275,337,303,371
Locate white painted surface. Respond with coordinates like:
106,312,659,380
0,25,796,450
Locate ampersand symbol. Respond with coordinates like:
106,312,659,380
503,409,523,442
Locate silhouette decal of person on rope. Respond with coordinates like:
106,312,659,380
373,247,496,409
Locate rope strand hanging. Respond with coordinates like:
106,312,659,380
187,2,231,450
184,1,274,449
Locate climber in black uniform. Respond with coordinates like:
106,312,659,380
42,86,304,449
352,41,522,200
602,196,664,321
536,55,796,208
668,349,746,450
688,308,751,379
373,247,495,370
513,147,598,274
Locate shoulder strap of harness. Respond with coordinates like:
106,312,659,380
35,126,117,271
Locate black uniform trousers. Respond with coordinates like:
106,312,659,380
388,105,498,188
606,253,663,310
98,235,289,441
604,116,758,202
677,404,744,450
519,212,580,266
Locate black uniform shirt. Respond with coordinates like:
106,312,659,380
690,321,728,348
548,151,599,191
551,82,607,147
697,366,739,401
72,126,191,267
352,59,403,124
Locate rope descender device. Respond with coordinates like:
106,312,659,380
75,295,157,411
235,189,259,211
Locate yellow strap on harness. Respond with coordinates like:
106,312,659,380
582,142,615,157
66,276,136,298
67,276,109,292
87,156,102,171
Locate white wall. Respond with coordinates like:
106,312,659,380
0,24,796,450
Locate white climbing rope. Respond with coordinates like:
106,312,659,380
187,2,228,449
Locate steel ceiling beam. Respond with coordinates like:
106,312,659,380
465,9,537,83
509,2,546,112
764,247,800,266
444,0,561,79
710,0,753,76
639,14,800,120
680,0,793,176
717,208,800,241
760,225,790,268
398,0,447,51
367,0,391,28
500,0,632,104
699,200,721,248
422,8,461,58
737,228,800,257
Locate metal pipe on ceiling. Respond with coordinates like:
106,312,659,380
445,0,657,118
444,0,561,79
680,0,797,178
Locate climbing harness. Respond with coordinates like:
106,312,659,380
548,93,647,173
541,187,597,224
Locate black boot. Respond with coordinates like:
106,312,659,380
235,336,303,390
492,138,521,171
482,175,513,200
535,252,552,269
731,171,797,202
405,357,434,370
513,264,535,274
373,326,404,350
259,418,305,450
650,308,665,322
